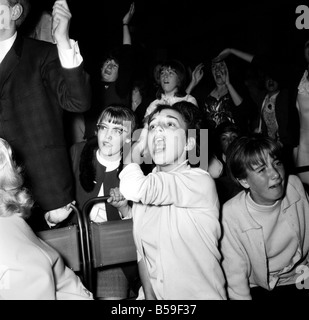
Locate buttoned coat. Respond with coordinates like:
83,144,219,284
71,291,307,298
0,35,91,211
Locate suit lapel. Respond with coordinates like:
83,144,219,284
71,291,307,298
0,34,23,93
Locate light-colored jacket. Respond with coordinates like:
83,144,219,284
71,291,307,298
221,175,309,300
0,215,93,300
119,162,227,300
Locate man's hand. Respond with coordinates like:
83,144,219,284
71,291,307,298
52,0,71,48
44,200,76,227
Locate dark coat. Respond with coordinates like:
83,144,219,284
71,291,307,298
0,35,91,211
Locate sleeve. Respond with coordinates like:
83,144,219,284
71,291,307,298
0,249,56,300
220,206,252,300
42,43,91,113
119,163,218,209
57,39,83,68
53,255,93,300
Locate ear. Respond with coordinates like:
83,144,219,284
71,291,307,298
184,137,196,151
237,178,250,189
11,4,23,21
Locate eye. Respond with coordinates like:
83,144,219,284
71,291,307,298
256,166,265,173
274,160,283,167
114,128,124,135
97,124,107,131
149,124,156,131
167,122,176,127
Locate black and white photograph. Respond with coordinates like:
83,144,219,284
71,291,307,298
0,0,309,309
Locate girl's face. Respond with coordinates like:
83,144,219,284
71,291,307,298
97,120,131,161
160,67,179,95
220,131,238,155
211,61,227,85
238,153,285,205
101,59,119,82
264,77,279,94
148,109,194,172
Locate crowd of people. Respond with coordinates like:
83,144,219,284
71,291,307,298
0,0,309,300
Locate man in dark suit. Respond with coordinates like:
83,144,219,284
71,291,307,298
0,0,91,228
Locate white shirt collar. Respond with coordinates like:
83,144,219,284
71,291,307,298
0,32,17,64
96,150,121,172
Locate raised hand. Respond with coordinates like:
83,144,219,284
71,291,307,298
221,62,230,85
191,63,204,86
52,0,71,48
212,48,232,63
123,2,135,25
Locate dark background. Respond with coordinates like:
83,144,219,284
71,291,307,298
24,0,309,78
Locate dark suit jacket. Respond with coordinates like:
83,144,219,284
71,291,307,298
0,35,91,211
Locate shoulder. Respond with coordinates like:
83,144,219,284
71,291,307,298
186,94,198,105
176,167,217,192
287,174,307,195
222,190,246,220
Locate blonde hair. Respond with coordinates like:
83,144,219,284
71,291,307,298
0,138,33,219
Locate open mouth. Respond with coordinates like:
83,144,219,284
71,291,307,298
153,137,165,153
103,142,112,147
269,181,282,189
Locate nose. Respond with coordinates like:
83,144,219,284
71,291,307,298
105,129,113,140
155,125,164,133
269,166,279,179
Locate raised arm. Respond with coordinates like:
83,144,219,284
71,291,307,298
122,2,135,45
213,48,254,64
222,63,243,106
186,62,204,95
52,0,72,49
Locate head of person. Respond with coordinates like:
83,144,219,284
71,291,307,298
264,75,280,94
0,0,30,31
215,121,240,157
131,79,149,111
96,105,136,161
156,59,187,99
100,49,121,83
147,101,202,172
0,138,33,219
226,134,286,206
211,59,228,86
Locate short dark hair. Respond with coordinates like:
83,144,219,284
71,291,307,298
226,133,284,186
147,101,203,158
97,104,137,135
